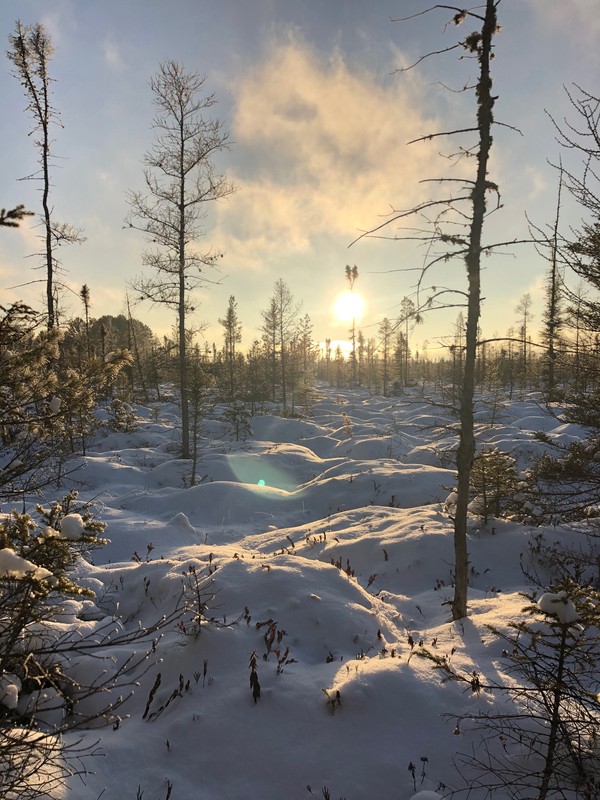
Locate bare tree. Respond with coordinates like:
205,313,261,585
126,60,234,458
355,1,502,619
7,22,83,329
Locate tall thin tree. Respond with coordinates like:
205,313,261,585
126,61,233,457
449,1,499,619
345,265,359,384
219,295,242,402
8,21,82,329
356,1,501,618
80,284,91,361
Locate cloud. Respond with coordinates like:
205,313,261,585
103,37,124,70
218,35,447,269
39,1,78,45
524,166,549,201
529,1,600,48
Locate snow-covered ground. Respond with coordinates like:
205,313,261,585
21,387,597,799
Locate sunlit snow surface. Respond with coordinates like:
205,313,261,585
23,387,593,799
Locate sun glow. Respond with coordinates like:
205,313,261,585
332,290,365,323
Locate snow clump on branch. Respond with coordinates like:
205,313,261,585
537,590,579,625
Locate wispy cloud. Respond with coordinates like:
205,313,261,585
39,0,78,45
529,0,600,49
103,37,124,70
217,35,446,269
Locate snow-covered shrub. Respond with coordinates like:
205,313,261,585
469,447,525,523
423,579,600,798
0,303,62,498
0,304,134,498
56,348,133,455
528,436,600,523
0,491,106,598
223,400,253,442
105,397,138,432
0,492,180,799
0,499,104,795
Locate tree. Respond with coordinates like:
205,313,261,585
126,60,234,458
378,317,392,396
0,304,62,497
421,582,600,799
345,265,359,384
0,492,191,800
8,22,83,329
399,296,419,388
79,284,91,362
549,88,600,395
218,295,242,402
515,292,533,387
535,168,566,398
245,339,269,414
276,280,302,414
470,447,522,523
0,204,33,228
293,314,317,412
260,296,279,403
450,2,500,620
357,1,501,619
260,280,302,414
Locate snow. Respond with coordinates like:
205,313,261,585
410,793,443,800
6,387,596,799
0,674,21,710
537,590,580,625
60,513,86,540
0,547,53,581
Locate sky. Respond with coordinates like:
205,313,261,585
0,0,599,358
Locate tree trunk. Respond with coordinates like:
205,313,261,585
452,0,497,621
538,625,568,800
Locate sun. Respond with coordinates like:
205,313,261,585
332,290,365,323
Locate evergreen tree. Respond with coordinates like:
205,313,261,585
538,170,566,397
515,293,533,388
378,317,392,396
218,295,242,402
260,280,301,414
399,296,417,387
295,314,317,411
260,297,279,404
345,265,359,384
0,204,33,228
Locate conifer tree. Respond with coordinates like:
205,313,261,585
345,265,359,384
219,295,242,402
260,280,301,414
0,204,33,228
127,60,233,457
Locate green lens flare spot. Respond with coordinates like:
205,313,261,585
257,479,266,486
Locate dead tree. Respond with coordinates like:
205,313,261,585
354,1,503,619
